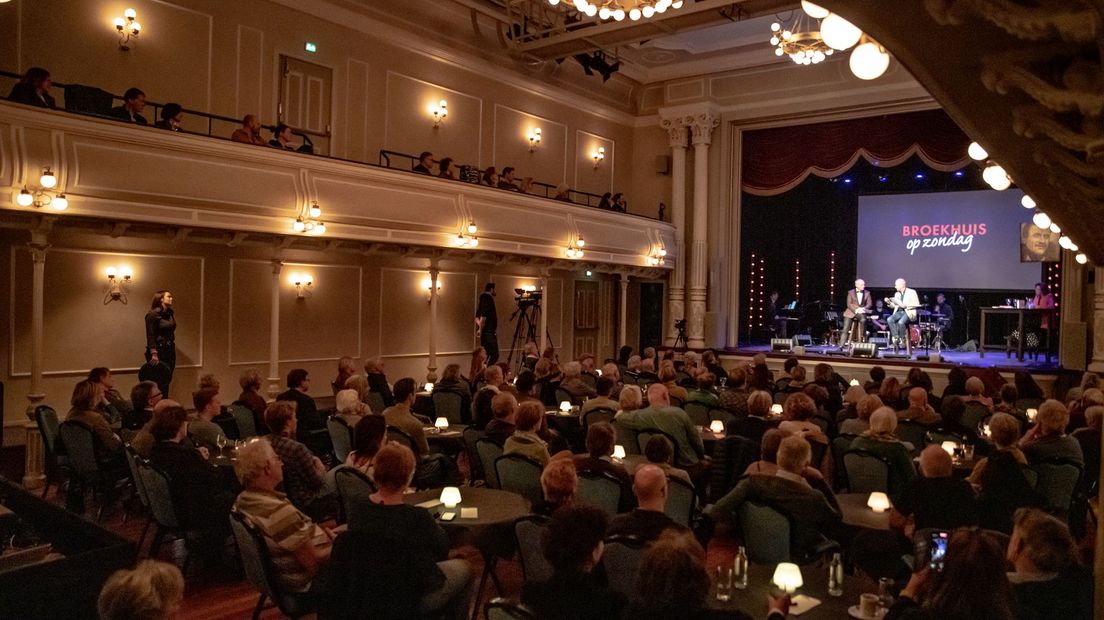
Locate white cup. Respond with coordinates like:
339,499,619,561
859,593,879,617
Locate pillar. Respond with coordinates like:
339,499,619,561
688,112,719,349
661,117,688,346
427,265,440,383
22,236,49,490
619,273,630,349
1059,253,1087,370
539,271,550,353
267,259,283,399
1089,265,1104,373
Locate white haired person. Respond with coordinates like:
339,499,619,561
97,560,184,620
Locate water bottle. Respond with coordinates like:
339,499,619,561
827,552,844,597
733,545,749,589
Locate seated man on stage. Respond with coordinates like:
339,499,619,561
932,292,954,347
841,278,873,347
886,278,920,349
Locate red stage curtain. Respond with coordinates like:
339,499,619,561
742,109,971,196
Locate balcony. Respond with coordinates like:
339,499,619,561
0,101,675,271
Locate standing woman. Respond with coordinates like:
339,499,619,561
1028,282,1055,331
145,290,177,389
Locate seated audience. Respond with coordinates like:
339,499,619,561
879,376,902,407
88,366,132,423
437,156,456,179
812,363,844,414
942,367,968,398
483,364,518,397
849,407,916,494
612,192,628,212
637,358,660,384
513,370,540,405
188,387,228,454
522,504,625,620
838,384,866,421
233,438,333,594
264,401,334,520
962,376,994,410
658,363,689,403
1014,370,1046,402
616,384,707,477
617,384,643,414
110,87,148,124
484,391,517,445
436,363,474,409
276,368,327,452
1072,405,1101,484
553,184,571,201
538,456,578,515
1020,399,1083,465
600,363,625,399
470,385,498,430
345,414,386,479
382,378,430,456
237,368,269,434
364,357,395,407
7,67,56,108
968,412,1028,486
481,166,498,187
97,560,184,620
864,365,886,394
778,392,827,441
154,103,183,131
331,356,357,395
973,412,1046,533
885,529,1015,620
559,361,597,403
840,393,882,435
269,123,297,150
898,387,939,425
607,464,688,542
993,383,1020,416
573,422,633,510
505,402,553,465
687,373,720,408
412,151,433,174
1006,508,1093,620
497,166,520,190
66,379,124,460
598,192,612,210
931,396,981,446
130,398,181,459
349,443,473,619
581,377,618,416
719,366,750,416
636,434,693,486
230,114,266,145
128,380,162,431
334,388,368,429
743,429,832,503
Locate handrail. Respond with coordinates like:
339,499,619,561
1,69,650,218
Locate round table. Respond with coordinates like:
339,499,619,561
710,561,870,618
404,486,530,533
837,493,891,531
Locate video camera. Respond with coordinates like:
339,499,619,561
514,288,543,308
674,318,687,330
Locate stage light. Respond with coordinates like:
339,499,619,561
842,177,851,184
914,173,925,180
1076,253,1088,264
878,174,888,183
1021,195,1036,209
982,164,1011,190
953,170,965,178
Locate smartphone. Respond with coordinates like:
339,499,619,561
439,511,457,522
928,530,949,571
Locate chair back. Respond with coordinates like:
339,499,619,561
431,391,464,425
895,420,929,450
476,439,504,488
1030,459,1082,516
57,421,100,482
684,402,710,427
602,535,646,599
495,454,544,505
485,598,537,620
385,425,416,452
228,403,258,439
961,403,990,430
582,407,616,430
35,406,61,459
831,434,858,490
124,445,150,509
463,427,486,484
365,391,387,415
635,428,683,466
136,459,180,529
732,416,770,446
334,466,377,524
577,471,622,515
665,475,696,526
513,515,553,582
554,387,576,407
843,449,890,493
737,500,791,564
581,372,598,389
669,395,686,409
327,416,354,462
229,511,278,601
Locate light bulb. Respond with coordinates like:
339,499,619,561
771,22,781,32
1021,194,1036,209
782,29,792,39
114,17,126,30
467,222,477,234
124,8,137,20
39,169,57,189
613,9,625,20
656,2,668,13
629,7,641,20
106,266,118,279
1049,223,1060,234
293,219,306,232
800,1,829,18
849,41,890,80
584,4,597,16
577,238,585,247
598,6,610,18
131,21,140,33
1075,253,1088,264
469,237,478,248
51,194,68,210
820,13,862,50
549,0,559,5
642,5,654,17
1032,212,1051,229
314,222,326,235
16,189,33,207
1059,236,1072,249
671,0,682,7
121,266,133,279
309,203,321,218
968,141,988,161
982,164,1011,190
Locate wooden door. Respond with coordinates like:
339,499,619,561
279,56,333,155
573,280,599,358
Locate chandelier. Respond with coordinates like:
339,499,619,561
769,14,834,65
767,2,893,79
552,0,683,22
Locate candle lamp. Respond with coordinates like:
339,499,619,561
612,445,626,460
559,401,571,413
440,486,462,508
772,562,803,594
709,420,725,434
867,492,891,513
434,417,449,431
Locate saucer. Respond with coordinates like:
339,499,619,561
847,605,886,619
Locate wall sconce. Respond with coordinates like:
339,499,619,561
421,275,441,301
528,127,542,152
292,201,326,235
291,273,313,299
646,246,667,266
114,8,141,51
456,221,478,248
565,236,585,259
16,167,68,211
592,146,605,168
103,266,133,305
429,99,448,128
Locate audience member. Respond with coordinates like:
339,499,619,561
437,156,456,179
838,384,865,420
97,560,184,620
263,401,334,520
7,67,56,108
334,389,369,429
345,414,386,478
130,398,182,459
111,87,148,124
497,166,519,190
972,413,1046,533
962,376,994,410
521,504,625,620
276,369,326,451
553,184,571,201
580,376,618,416
607,464,688,542
484,391,517,445
778,392,827,442
612,192,628,212
930,396,981,446
849,407,916,494
864,365,886,393
382,378,430,456
617,384,707,478
1006,508,1093,620
188,387,228,454
600,362,625,399
573,422,632,511
898,387,939,425
269,123,297,150
331,356,357,395
617,384,643,415
719,366,750,416
538,457,577,515
658,364,689,403
1020,399,1083,465
230,114,265,145
128,380,162,431
636,434,693,486
505,402,553,465
66,379,124,460
1072,405,1101,484
840,394,881,435
687,373,720,408
742,429,832,502
481,166,498,187
364,357,395,406
88,366,131,421
559,361,597,403
942,367,968,398
483,364,518,397
412,151,433,174
598,192,613,210
154,103,183,131
879,376,902,406
514,370,541,404
236,368,268,434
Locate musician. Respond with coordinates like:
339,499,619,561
768,290,787,338
886,278,920,348
870,299,889,332
841,278,873,346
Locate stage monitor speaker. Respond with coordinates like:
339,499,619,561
771,338,794,352
851,342,878,358
795,334,813,346
882,352,911,360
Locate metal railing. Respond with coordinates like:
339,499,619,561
1,69,648,218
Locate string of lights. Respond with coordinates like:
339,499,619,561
828,251,836,300
794,258,801,302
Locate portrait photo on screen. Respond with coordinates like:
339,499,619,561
1020,222,1060,262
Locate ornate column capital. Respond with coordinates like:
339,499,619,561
660,116,689,149
689,112,720,147
27,241,49,263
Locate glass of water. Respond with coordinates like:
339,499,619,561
715,565,732,601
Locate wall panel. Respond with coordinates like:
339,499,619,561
384,72,482,168
492,104,567,186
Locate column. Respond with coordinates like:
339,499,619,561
267,259,283,399
661,117,687,346
688,112,719,349
1060,253,1086,370
539,271,550,353
619,273,630,349
22,236,49,490
1090,266,1104,373
427,265,440,383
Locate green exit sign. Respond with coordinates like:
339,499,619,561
304,42,317,53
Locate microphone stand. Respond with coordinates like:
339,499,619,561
959,294,969,345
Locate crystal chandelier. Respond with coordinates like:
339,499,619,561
767,2,892,79
769,14,834,65
551,0,683,22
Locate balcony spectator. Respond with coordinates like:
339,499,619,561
413,151,433,174
519,176,534,194
481,166,498,187
612,192,627,212
154,103,183,132
438,157,457,179
7,67,56,109
598,192,612,209
554,184,571,201
269,123,297,150
230,114,266,145
497,166,520,191
110,87,148,125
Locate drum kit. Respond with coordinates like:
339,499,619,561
913,309,950,352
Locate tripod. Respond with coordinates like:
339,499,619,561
506,300,552,375
673,322,689,350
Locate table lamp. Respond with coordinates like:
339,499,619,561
424,382,434,392
941,441,957,457
612,445,626,460
440,486,462,509
1026,408,1038,422
559,401,571,413
867,491,891,513
434,417,449,431
770,404,783,416
849,378,860,387
982,423,991,438
772,562,803,594
709,420,724,434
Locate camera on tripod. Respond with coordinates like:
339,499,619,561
514,287,542,308
674,318,687,330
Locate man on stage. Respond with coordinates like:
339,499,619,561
887,278,920,349
841,278,873,347
475,282,499,364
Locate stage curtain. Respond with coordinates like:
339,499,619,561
742,110,971,196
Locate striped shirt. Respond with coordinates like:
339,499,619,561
233,489,328,592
